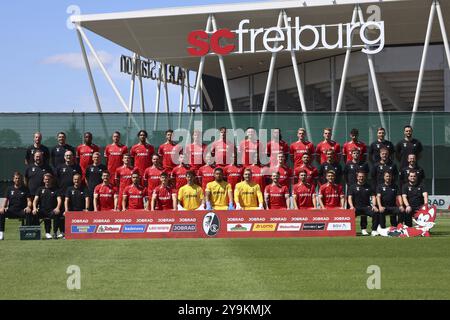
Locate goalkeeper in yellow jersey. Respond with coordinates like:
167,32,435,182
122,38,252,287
177,171,205,210
234,168,264,210
205,168,234,210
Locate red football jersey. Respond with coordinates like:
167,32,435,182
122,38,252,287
267,165,293,188
115,165,137,190
171,165,190,190
185,143,207,171
319,183,343,208
143,166,166,195
239,139,260,166
123,184,147,210
293,182,316,209
294,164,319,185
223,165,243,191
153,185,176,210
130,143,155,176
264,184,289,209
290,141,315,168
211,140,235,167
94,183,117,211
197,165,216,191
76,144,100,176
245,165,269,192
104,144,128,176
316,141,341,164
266,140,289,166
158,142,180,171
343,141,367,162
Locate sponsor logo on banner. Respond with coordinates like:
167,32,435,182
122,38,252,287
71,225,96,234
327,223,351,231
122,225,146,233
172,224,197,232
203,212,220,237
227,223,252,232
97,225,122,233
147,224,172,233
303,223,326,231
252,223,277,232
428,196,450,210
277,223,302,232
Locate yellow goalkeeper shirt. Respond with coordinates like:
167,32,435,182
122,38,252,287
177,184,204,210
234,181,263,209
206,180,231,210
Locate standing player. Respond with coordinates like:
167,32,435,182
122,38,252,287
293,153,318,185
24,151,53,197
290,128,315,170
395,125,423,169
0,172,33,240
239,127,260,166
114,154,137,211
376,171,404,228
343,149,369,188
399,154,425,189
266,128,289,167
76,132,100,178
205,168,233,210
318,171,345,209
402,171,428,227
293,170,317,210
371,148,398,188
316,128,340,165
130,130,155,177
171,154,191,191
158,129,181,172
93,171,118,212
348,171,379,236
50,132,75,169
177,171,205,210
65,174,90,212
368,127,395,165
197,153,216,192
143,154,166,197
151,173,177,211
122,173,148,211
267,153,293,189
264,172,290,210
85,152,107,205
342,128,367,163
25,132,50,165
55,151,82,194
210,127,235,167
185,130,207,172
234,169,264,210
318,149,343,185
223,153,243,193
104,131,128,181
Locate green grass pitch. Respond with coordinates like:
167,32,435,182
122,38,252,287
0,217,449,300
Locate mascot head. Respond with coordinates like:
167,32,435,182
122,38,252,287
413,206,437,230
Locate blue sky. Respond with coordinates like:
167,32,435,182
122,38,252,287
0,0,265,113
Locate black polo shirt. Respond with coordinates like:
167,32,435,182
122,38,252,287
5,186,30,212
343,161,370,186
368,140,395,164
348,183,375,208
36,187,61,212
56,163,82,192
65,186,89,211
25,144,50,165
51,144,76,169
402,183,426,208
85,164,107,194
371,160,399,187
24,163,54,196
399,165,425,187
395,138,423,169
376,183,399,207
319,162,343,184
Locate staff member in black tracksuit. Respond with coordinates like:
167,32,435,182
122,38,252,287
24,151,54,197
85,152,107,209
318,149,343,185
371,147,398,189
399,154,425,190
65,174,90,212
395,125,423,169
0,172,33,240
402,171,428,227
376,171,404,228
56,151,82,193
348,171,379,236
51,132,76,169
32,174,62,240
343,148,369,188
368,127,395,165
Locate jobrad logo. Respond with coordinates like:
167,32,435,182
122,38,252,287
187,17,385,57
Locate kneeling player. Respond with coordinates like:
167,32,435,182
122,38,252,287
151,172,177,211
264,171,290,209
177,171,205,210
122,173,148,210
205,168,233,210
293,170,317,209
234,169,264,210
318,171,345,209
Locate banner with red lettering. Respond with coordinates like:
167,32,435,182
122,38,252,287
65,209,356,239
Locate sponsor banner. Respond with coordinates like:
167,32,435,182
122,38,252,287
428,196,450,210
65,209,355,239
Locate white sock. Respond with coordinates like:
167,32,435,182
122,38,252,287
0,231,4,240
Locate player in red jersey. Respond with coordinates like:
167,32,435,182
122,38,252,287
293,170,317,209
93,171,118,211
294,153,318,185
114,154,137,210
245,152,269,192
151,172,177,211
76,132,100,178
130,130,155,177
266,153,293,189
197,153,216,191
239,127,260,166
290,128,315,169
315,128,340,165
158,129,181,172
264,171,290,209
210,127,236,167
342,128,367,163
104,131,128,181
171,154,191,191
318,170,345,209
266,128,289,167
223,153,243,193
122,173,148,210
143,154,166,196
185,130,207,172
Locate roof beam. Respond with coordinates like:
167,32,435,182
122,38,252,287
377,74,410,111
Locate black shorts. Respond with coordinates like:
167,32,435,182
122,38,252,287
355,206,375,217
3,209,28,219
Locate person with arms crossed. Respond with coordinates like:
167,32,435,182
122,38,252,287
25,132,50,166
93,171,118,212
24,151,53,198
234,169,264,210
0,172,33,240
264,171,290,210
293,170,317,210
151,172,177,211
104,131,128,182
122,173,148,211
130,130,155,177
65,174,90,212
266,128,289,167
395,125,423,169
158,129,181,172
177,171,205,210
401,171,428,227
376,171,404,228
50,132,75,169
316,128,340,165
205,168,234,210
368,127,395,165
290,128,315,171
318,170,345,209
76,132,100,178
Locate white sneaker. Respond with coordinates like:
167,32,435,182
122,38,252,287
45,233,53,240
361,229,369,236
57,233,64,239
0,231,4,240
371,230,379,237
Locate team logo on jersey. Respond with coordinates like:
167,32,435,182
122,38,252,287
404,143,407,147
409,187,412,191
203,212,220,237
11,191,14,196
62,168,66,173
350,165,354,169
56,148,60,152
382,187,386,191
356,187,360,191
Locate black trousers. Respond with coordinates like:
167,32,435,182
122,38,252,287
38,210,64,234
0,209,33,232
398,207,420,227
379,207,400,228
355,206,379,230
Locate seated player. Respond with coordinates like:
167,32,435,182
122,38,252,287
234,168,264,210
65,174,90,212
151,172,177,211
0,172,33,240
348,171,379,236
122,173,148,211
293,153,318,185
318,149,343,185
402,171,428,227
177,171,205,210
264,172,290,210
93,171,118,212
318,170,345,209
293,170,317,210
376,171,404,228
343,148,369,188
205,168,233,210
